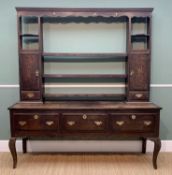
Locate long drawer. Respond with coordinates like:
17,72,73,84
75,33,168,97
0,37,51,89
111,113,155,133
62,113,108,132
13,113,59,131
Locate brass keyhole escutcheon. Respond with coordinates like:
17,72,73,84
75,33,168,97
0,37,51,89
130,70,134,76
82,114,87,120
35,70,39,77
33,115,39,120
131,115,137,120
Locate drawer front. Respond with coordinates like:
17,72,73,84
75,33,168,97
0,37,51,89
21,91,41,101
62,113,108,132
128,91,149,101
14,113,59,131
111,114,155,133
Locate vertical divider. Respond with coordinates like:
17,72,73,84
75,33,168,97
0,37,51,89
127,16,132,101
17,15,22,101
147,16,151,96
17,15,22,53
38,16,44,102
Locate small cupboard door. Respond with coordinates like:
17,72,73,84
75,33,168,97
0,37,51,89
20,53,40,90
129,53,150,91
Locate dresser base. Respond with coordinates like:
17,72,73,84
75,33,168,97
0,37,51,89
9,101,161,169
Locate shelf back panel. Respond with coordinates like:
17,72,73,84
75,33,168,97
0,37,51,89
43,23,127,53
44,62,126,75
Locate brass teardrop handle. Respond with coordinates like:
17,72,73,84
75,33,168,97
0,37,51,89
27,92,34,98
116,121,125,126
67,121,76,126
144,121,152,126
19,121,27,126
135,93,143,98
94,121,103,126
46,121,54,126
82,114,87,120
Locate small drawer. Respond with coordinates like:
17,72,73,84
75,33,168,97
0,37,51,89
62,113,108,132
111,114,155,133
14,113,59,131
128,91,149,101
21,91,41,101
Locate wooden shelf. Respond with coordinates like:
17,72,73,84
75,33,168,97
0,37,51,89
130,50,150,54
131,34,149,37
43,53,127,62
20,34,39,37
43,52,127,57
44,93,126,101
131,34,149,43
43,74,127,79
21,35,39,44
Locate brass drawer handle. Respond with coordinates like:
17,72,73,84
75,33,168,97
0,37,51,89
135,93,143,98
116,121,125,126
67,121,76,126
46,121,54,126
35,70,39,77
27,92,34,98
131,115,136,120
144,121,152,126
94,121,103,126
82,114,87,120
19,121,27,126
33,115,39,120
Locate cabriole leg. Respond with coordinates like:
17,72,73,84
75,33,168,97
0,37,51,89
9,137,17,169
150,137,161,169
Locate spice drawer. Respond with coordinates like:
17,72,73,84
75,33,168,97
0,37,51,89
128,92,149,101
21,91,41,101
